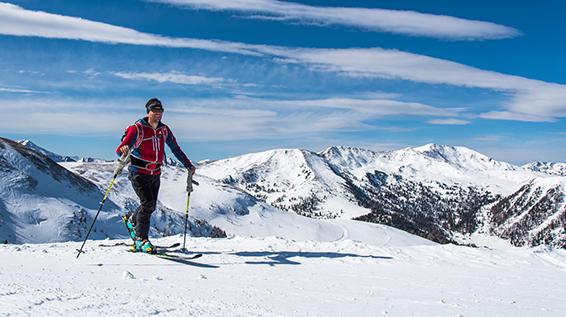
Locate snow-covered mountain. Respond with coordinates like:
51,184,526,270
1,137,228,244
60,158,425,247
321,144,532,195
486,177,566,247
198,149,369,219
199,144,565,248
2,137,564,249
0,137,108,243
523,161,566,176
18,139,78,162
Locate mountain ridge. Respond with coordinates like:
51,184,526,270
199,143,565,248
2,137,564,248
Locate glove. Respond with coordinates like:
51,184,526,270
114,151,131,176
186,170,194,192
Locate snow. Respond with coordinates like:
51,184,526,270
523,161,566,176
318,143,564,197
1,235,565,316
198,148,371,219
2,139,566,315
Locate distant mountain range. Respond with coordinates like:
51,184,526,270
1,137,564,248
198,144,565,248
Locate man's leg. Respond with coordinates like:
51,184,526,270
129,173,160,240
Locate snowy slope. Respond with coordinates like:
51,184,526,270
321,143,543,195
4,136,563,249
486,177,566,248
1,236,564,316
2,134,435,246
523,161,566,176
64,161,429,247
197,144,564,246
198,149,370,219
0,137,115,243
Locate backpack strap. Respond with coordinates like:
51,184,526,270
133,122,144,149
159,125,169,166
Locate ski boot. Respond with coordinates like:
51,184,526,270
132,237,156,254
122,214,137,241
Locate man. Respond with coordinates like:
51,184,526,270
116,98,196,253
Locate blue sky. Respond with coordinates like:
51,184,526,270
1,0,565,164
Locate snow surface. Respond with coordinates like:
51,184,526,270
1,235,565,316
198,148,370,219
2,141,565,315
523,161,566,177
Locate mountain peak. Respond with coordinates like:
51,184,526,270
319,146,382,171
413,143,454,153
406,143,518,171
18,139,77,162
18,139,33,146
522,161,566,176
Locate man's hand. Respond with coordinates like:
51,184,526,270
119,145,130,155
189,165,196,176
186,168,195,193
114,146,131,175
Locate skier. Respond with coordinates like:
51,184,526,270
116,98,196,253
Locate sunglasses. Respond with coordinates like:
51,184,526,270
149,107,164,113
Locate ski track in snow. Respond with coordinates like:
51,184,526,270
1,236,565,317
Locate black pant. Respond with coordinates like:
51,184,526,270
128,172,160,240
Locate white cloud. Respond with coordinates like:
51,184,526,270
150,0,520,40
478,111,556,122
165,96,459,118
427,118,470,125
0,2,262,55
112,71,226,86
2,2,565,121
264,47,566,122
2,96,447,140
472,135,503,142
267,98,459,117
0,86,45,94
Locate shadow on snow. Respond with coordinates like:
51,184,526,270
232,251,393,266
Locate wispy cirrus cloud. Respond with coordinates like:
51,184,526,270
1,96,448,140
1,2,565,122
265,47,566,122
472,135,503,142
149,0,520,40
166,96,460,118
427,118,470,125
0,86,45,94
478,111,557,122
0,2,262,55
112,71,227,86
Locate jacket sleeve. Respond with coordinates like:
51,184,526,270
116,125,137,157
165,126,194,169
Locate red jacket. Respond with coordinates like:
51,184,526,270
116,117,193,175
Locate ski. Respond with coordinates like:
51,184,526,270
150,252,215,267
99,242,181,249
126,247,202,260
155,252,203,260
127,250,203,265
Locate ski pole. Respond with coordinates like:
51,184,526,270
76,152,130,259
182,171,199,252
